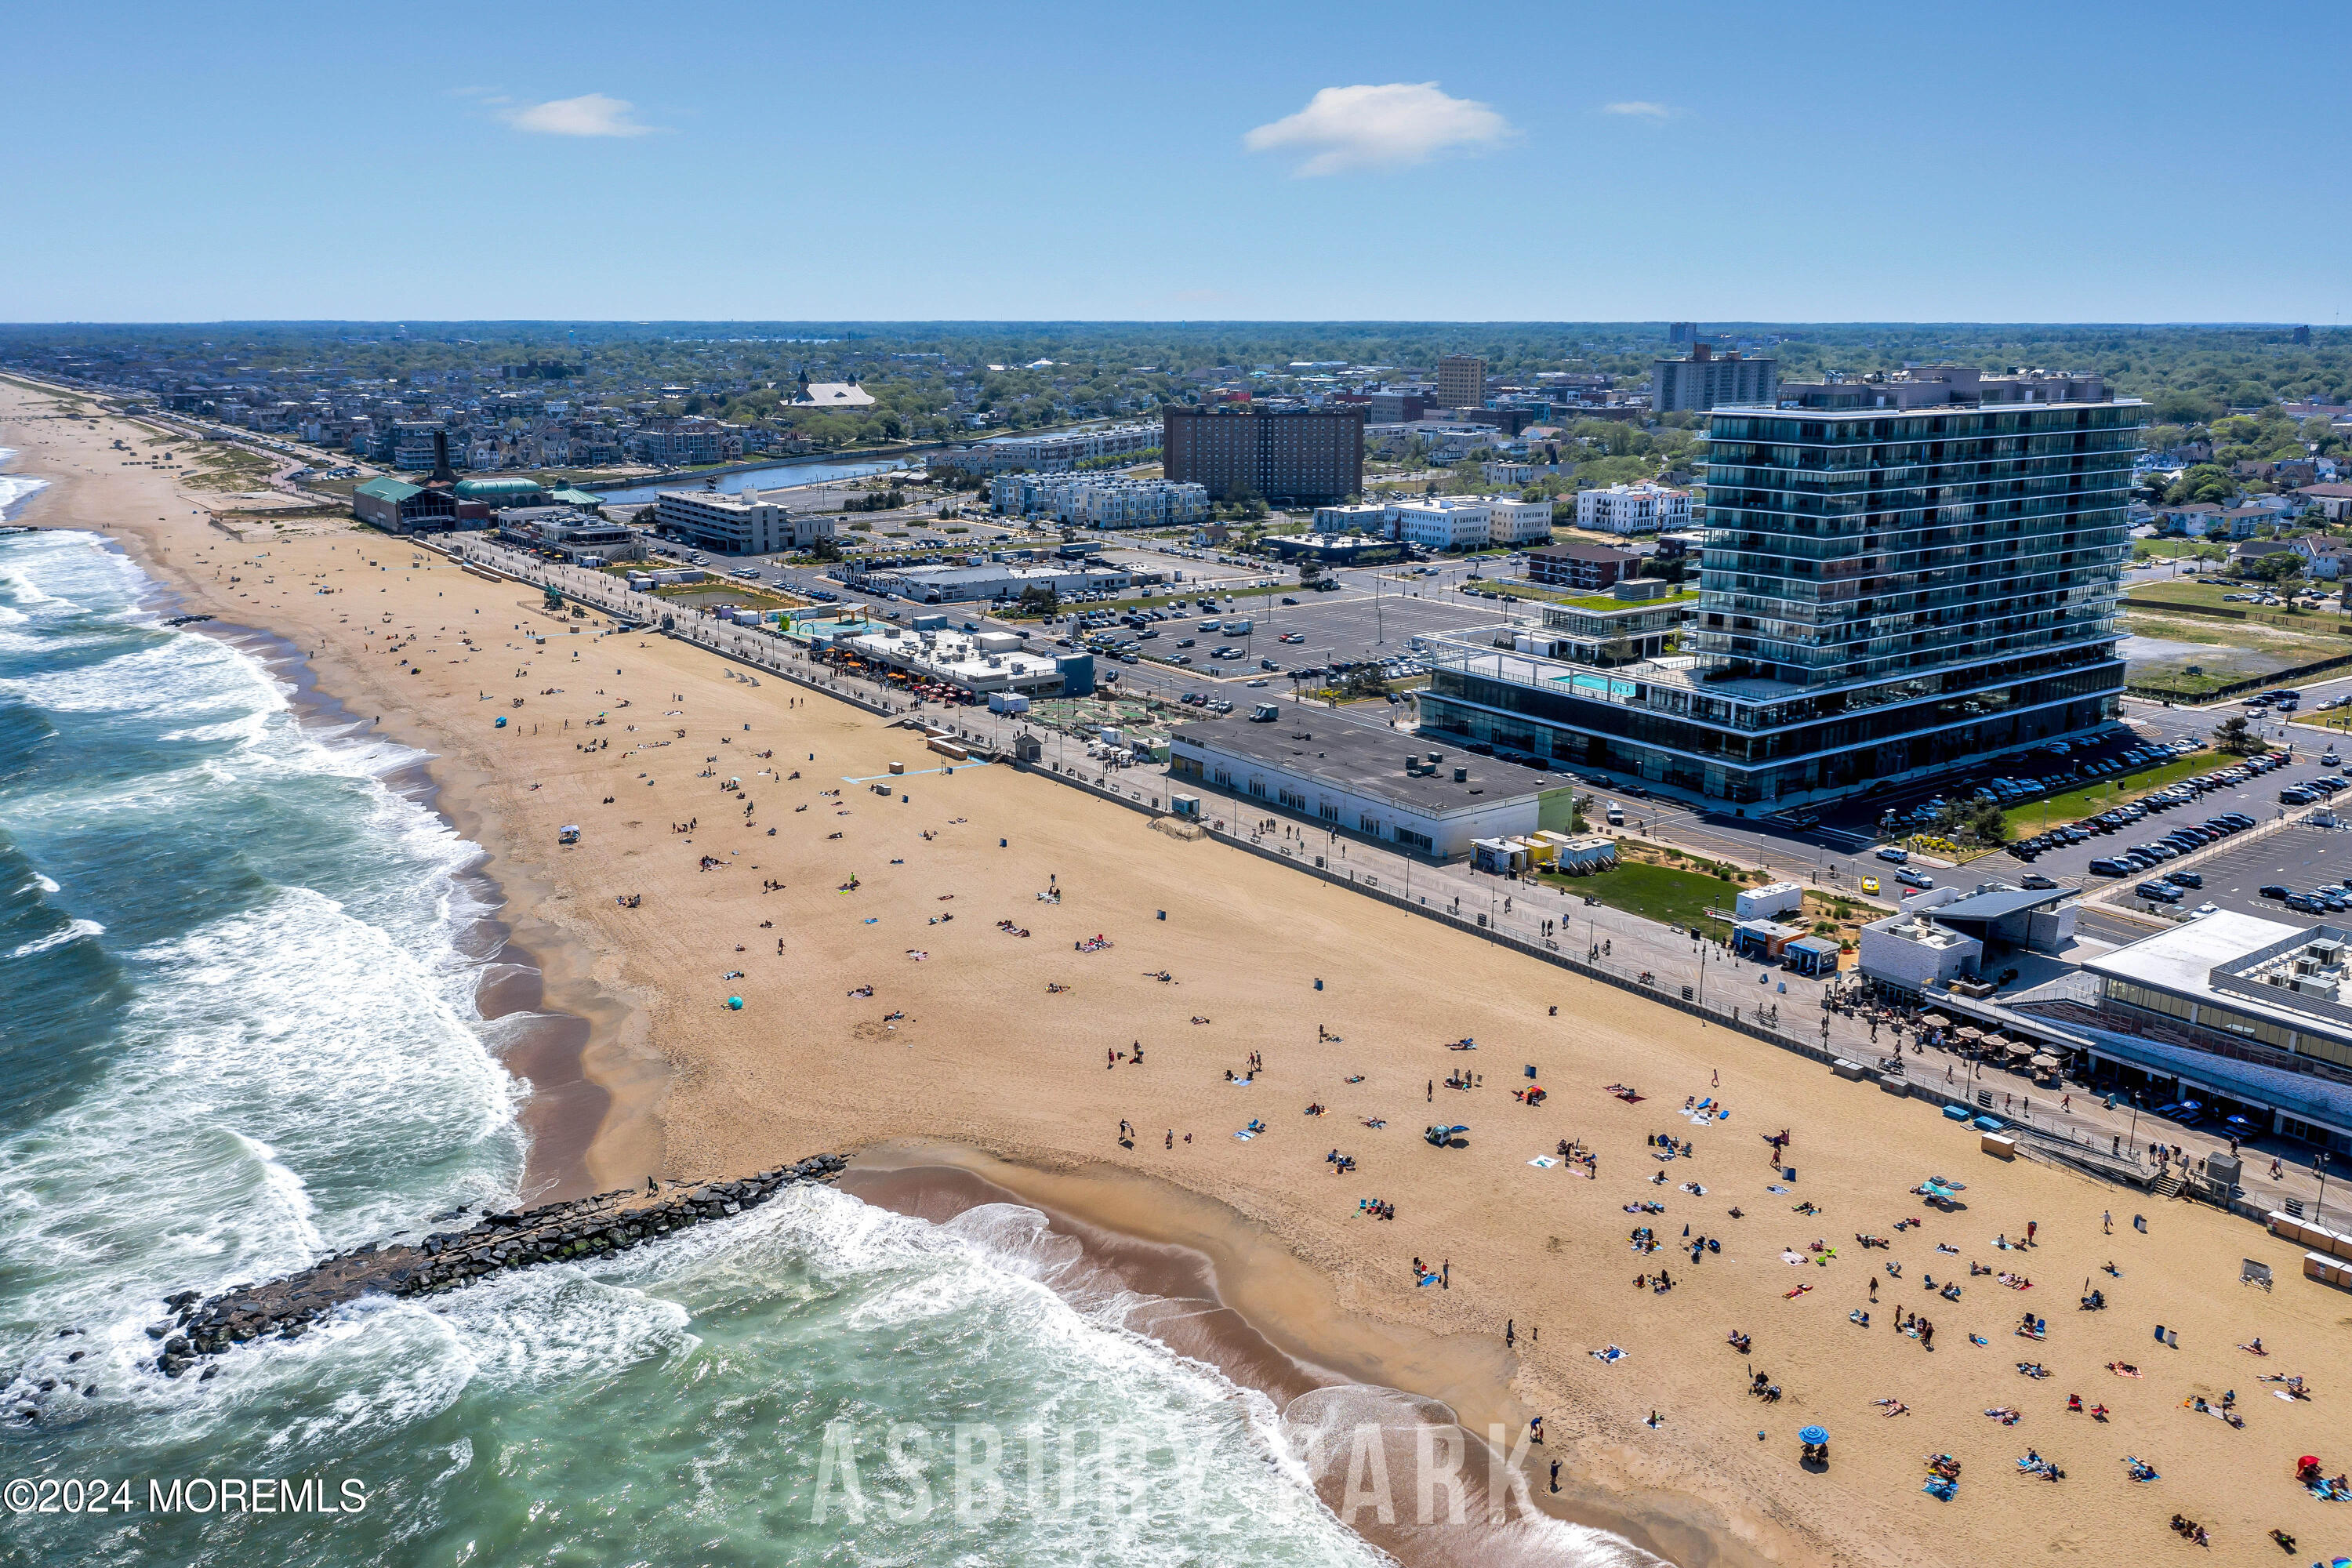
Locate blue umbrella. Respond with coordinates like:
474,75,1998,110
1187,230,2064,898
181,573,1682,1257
1798,1425,1828,1444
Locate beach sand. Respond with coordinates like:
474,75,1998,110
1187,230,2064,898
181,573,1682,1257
9,379,2350,1565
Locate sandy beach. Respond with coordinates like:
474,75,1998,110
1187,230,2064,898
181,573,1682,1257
9,378,2349,1565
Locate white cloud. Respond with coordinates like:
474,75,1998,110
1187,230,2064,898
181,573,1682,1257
503,93,660,138
1600,101,1675,120
1243,82,1512,176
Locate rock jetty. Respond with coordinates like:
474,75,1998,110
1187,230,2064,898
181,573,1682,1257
143,1156,847,1378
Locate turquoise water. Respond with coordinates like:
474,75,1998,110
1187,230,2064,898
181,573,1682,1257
0,511,1393,1566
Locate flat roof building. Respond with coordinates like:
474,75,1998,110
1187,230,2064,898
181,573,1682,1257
857,561,1133,604
1650,345,1778,413
1417,395,2144,808
2060,911,2352,1153
1523,543,1641,591
827,625,1075,697
1167,717,1577,859
1436,354,1487,412
1162,404,1363,505
655,488,837,555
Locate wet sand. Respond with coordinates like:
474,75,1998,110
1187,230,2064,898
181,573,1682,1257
844,1145,1740,1568
10,381,2352,1566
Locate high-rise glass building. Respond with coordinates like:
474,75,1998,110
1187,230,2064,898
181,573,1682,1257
1419,372,2143,808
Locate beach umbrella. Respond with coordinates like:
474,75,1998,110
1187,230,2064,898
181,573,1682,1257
1920,1013,1953,1028
1798,1425,1828,1445
726,996,743,1011
2031,1054,2060,1069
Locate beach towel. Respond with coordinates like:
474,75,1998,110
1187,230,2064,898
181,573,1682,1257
1589,1345,1626,1363
1232,1128,1258,1141
1921,1477,1956,1501
1783,1283,1813,1299
1528,1156,1559,1169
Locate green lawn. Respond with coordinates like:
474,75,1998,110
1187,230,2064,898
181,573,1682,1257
1999,752,2214,832
2132,539,2226,562
1535,858,1738,941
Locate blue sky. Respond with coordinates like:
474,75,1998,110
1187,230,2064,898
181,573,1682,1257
5,1,2344,322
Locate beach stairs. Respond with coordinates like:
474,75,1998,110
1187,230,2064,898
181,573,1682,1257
2151,1172,2187,1201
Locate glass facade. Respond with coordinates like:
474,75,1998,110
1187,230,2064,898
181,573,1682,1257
1428,400,2143,805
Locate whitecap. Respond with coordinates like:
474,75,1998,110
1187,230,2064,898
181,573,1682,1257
8,915,103,957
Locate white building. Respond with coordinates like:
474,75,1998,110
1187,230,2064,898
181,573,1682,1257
988,474,1208,528
939,422,1161,474
1483,460,1534,486
830,626,1072,695
1485,496,1555,546
1312,502,1388,533
1385,498,1490,550
862,561,1134,604
1167,718,1577,859
1575,483,1692,535
791,382,877,408
655,489,838,555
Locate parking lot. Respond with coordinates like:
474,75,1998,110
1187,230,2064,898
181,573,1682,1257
2108,820,2352,922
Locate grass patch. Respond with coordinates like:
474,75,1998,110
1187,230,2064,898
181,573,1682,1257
1999,752,2214,831
2132,539,2227,562
1535,858,1736,941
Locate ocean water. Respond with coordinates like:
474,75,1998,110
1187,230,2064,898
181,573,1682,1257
0,522,1401,1566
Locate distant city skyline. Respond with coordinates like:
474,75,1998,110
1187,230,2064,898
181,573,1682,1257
5,1,2347,323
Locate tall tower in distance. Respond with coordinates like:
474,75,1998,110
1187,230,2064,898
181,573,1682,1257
1667,322,1698,346
1436,354,1486,412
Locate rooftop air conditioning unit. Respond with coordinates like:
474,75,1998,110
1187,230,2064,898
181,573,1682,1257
2310,939,2344,966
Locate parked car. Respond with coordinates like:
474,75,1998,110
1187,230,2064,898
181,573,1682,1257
2020,873,2058,889
2088,858,2132,877
1875,846,1911,864
1894,868,1934,889
2136,881,2183,904
2165,869,2204,888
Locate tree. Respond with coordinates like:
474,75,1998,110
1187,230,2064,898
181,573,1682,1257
2212,714,2256,754
2246,551,2304,583
2154,388,2227,426
1016,583,1058,618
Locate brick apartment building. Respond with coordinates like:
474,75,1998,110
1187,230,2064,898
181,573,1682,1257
1162,403,1364,504
1523,542,1641,591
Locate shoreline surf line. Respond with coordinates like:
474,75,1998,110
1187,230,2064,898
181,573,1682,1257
844,1139,1780,1568
28,498,655,1203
